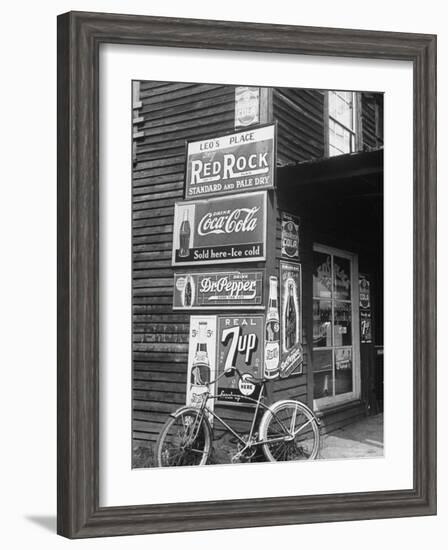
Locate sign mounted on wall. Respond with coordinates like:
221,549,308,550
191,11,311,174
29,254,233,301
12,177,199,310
281,212,300,260
184,124,276,198
359,274,373,343
173,270,264,310
279,261,303,377
234,86,260,128
216,315,264,405
186,315,217,420
172,191,267,266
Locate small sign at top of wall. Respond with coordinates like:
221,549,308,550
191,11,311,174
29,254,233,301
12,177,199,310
216,315,264,405
279,261,303,377
184,124,275,199
281,212,300,260
235,86,260,128
173,270,264,310
172,191,267,266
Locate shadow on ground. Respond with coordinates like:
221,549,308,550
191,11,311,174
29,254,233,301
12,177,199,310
25,515,56,533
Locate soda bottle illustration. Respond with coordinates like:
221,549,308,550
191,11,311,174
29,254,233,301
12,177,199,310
191,321,210,385
264,276,280,379
178,208,191,258
182,275,194,308
285,280,297,351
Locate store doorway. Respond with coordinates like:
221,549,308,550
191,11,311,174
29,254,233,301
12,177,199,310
312,244,361,411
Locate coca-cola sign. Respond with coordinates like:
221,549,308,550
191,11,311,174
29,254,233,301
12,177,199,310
173,270,264,310
216,315,264,405
184,124,275,198
279,262,303,378
172,192,267,266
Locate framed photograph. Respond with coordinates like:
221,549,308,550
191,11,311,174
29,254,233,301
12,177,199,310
57,11,436,538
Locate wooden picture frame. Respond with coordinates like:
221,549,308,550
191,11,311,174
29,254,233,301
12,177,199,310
57,11,437,538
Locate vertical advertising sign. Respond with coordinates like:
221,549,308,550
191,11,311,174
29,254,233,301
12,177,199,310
234,86,260,128
264,276,281,379
217,315,264,404
281,212,300,260
279,262,303,377
172,192,267,266
359,274,373,343
184,125,276,198
186,316,217,419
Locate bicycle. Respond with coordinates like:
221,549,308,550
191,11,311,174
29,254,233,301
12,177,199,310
155,367,320,467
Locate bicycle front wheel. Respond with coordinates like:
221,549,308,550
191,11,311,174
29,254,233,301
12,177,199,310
260,400,320,462
155,407,212,467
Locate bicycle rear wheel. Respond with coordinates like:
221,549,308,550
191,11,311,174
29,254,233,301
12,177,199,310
156,407,212,467
260,400,320,462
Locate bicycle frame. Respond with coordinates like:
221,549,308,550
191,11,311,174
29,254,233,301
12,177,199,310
197,381,314,452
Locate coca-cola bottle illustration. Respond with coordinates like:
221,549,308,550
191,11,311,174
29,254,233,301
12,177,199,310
191,322,210,385
178,208,191,258
285,281,297,351
182,275,194,308
264,276,280,379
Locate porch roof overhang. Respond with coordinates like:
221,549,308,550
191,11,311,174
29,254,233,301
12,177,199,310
277,148,383,194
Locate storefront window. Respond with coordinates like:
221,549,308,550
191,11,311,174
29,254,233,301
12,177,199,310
313,246,356,403
334,301,352,346
313,252,332,298
334,256,351,300
313,350,333,399
313,300,332,347
335,348,353,395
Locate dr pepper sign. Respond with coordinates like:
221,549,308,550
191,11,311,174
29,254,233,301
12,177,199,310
184,124,276,199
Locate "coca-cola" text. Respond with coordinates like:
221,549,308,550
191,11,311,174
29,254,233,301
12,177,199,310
198,207,259,236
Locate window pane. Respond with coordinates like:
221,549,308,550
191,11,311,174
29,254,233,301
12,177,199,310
313,252,332,298
329,91,354,129
334,256,351,300
335,348,353,395
313,300,332,347
329,121,354,155
313,350,333,399
334,301,352,346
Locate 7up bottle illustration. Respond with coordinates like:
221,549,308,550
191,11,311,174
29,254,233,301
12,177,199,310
264,276,280,379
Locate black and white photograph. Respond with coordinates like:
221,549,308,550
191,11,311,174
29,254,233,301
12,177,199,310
131,82,384,468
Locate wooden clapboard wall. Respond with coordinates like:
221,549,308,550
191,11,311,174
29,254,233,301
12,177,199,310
133,82,237,444
273,88,325,165
361,93,384,151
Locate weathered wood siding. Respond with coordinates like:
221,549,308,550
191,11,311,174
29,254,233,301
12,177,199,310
273,88,325,165
133,81,236,444
361,93,384,151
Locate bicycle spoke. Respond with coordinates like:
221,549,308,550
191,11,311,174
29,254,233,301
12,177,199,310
262,402,319,462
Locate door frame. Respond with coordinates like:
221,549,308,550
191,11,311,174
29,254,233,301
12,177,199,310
312,243,361,412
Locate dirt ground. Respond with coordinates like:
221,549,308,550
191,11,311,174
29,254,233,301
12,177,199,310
133,413,384,468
